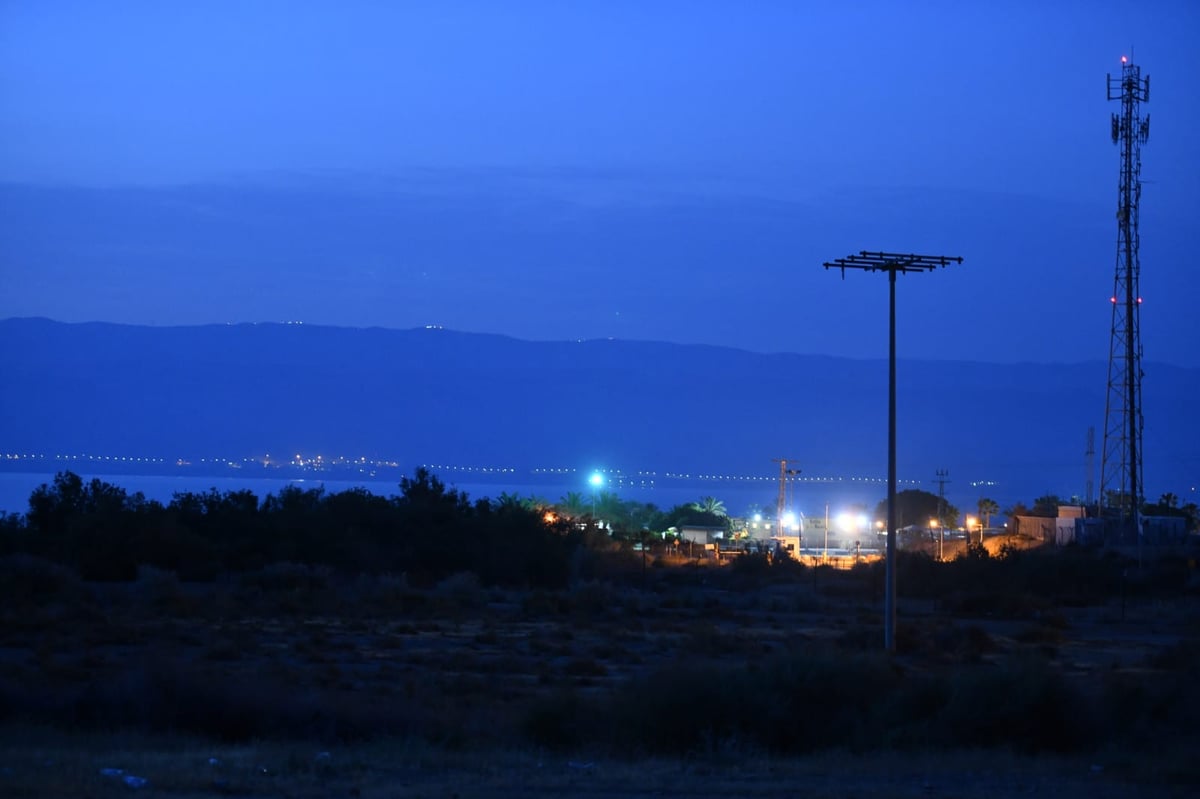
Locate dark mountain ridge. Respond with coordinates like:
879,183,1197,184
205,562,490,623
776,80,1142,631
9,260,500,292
1,318,1196,508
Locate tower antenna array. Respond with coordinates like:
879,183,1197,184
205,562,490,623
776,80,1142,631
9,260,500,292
1100,56,1150,530
822,251,964,652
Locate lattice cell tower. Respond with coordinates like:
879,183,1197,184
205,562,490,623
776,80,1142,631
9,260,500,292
1100,55,1150,523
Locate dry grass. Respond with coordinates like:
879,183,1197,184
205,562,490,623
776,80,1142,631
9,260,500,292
1,552,1197,795
0,726,1189,799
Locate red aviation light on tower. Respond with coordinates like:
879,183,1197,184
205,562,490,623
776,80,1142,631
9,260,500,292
1103,53,1151,525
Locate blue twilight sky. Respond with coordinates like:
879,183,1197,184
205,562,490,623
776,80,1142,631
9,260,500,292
1,0,1198,366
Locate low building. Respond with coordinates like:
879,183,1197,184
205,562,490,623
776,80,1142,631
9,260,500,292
678,524,726,545
1011,514,1056,544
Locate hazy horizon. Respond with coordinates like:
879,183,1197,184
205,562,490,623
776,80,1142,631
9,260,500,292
2,5,1196,519
4,3,1199,367
5,312,1200,371
2,319,1196,517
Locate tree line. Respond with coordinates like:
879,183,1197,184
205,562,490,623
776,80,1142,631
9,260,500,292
0,470,740,585
5,472,1191,586
874,488,1198,533
0,469,584,586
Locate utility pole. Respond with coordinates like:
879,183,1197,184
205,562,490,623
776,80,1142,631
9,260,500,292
787,467,800,546
823,251,964,653
935,468,950,561
1101,55,1150,538
824,503,830,562
1086,426,1096,509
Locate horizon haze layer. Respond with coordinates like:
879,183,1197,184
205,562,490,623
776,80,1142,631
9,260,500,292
1,318,1196,516
2,171,1198,369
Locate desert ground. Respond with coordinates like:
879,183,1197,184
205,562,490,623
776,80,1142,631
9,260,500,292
1,548,1197,797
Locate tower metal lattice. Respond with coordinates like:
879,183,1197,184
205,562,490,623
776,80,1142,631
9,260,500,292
1100,56,1150,525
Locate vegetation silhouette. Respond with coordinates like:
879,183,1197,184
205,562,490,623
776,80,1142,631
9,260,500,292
873,488,960,529
6,469,574,587
1,470,1198,780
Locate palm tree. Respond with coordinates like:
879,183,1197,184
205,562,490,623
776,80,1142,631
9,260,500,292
977,498,1000,532
691,496,727,517
595,490,628,530
1032,494,1062,517
520,494,552,513
557,491,589,520
495,491,524,510
1182,502,1200,533
1003,501,1029,519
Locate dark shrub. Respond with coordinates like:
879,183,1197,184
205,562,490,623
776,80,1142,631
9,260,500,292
936,656,1097,753
240,561,331,592
66,657,426,742
730,552,772,580
605,649,899,755
607,662,763,754
0,554,83,606
522,688,590,749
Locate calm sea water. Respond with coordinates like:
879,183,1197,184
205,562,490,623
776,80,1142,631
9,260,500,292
0,472,559,514
0,470,887,520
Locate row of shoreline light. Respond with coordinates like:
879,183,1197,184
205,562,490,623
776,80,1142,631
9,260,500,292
1,452,937,486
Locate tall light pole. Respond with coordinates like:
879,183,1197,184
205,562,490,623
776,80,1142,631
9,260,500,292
823,251,964,653
589,471,604,520
935,468,950,541
824,503,830,562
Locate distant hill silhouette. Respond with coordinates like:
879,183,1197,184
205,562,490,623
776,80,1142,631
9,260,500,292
0,318,1196,505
